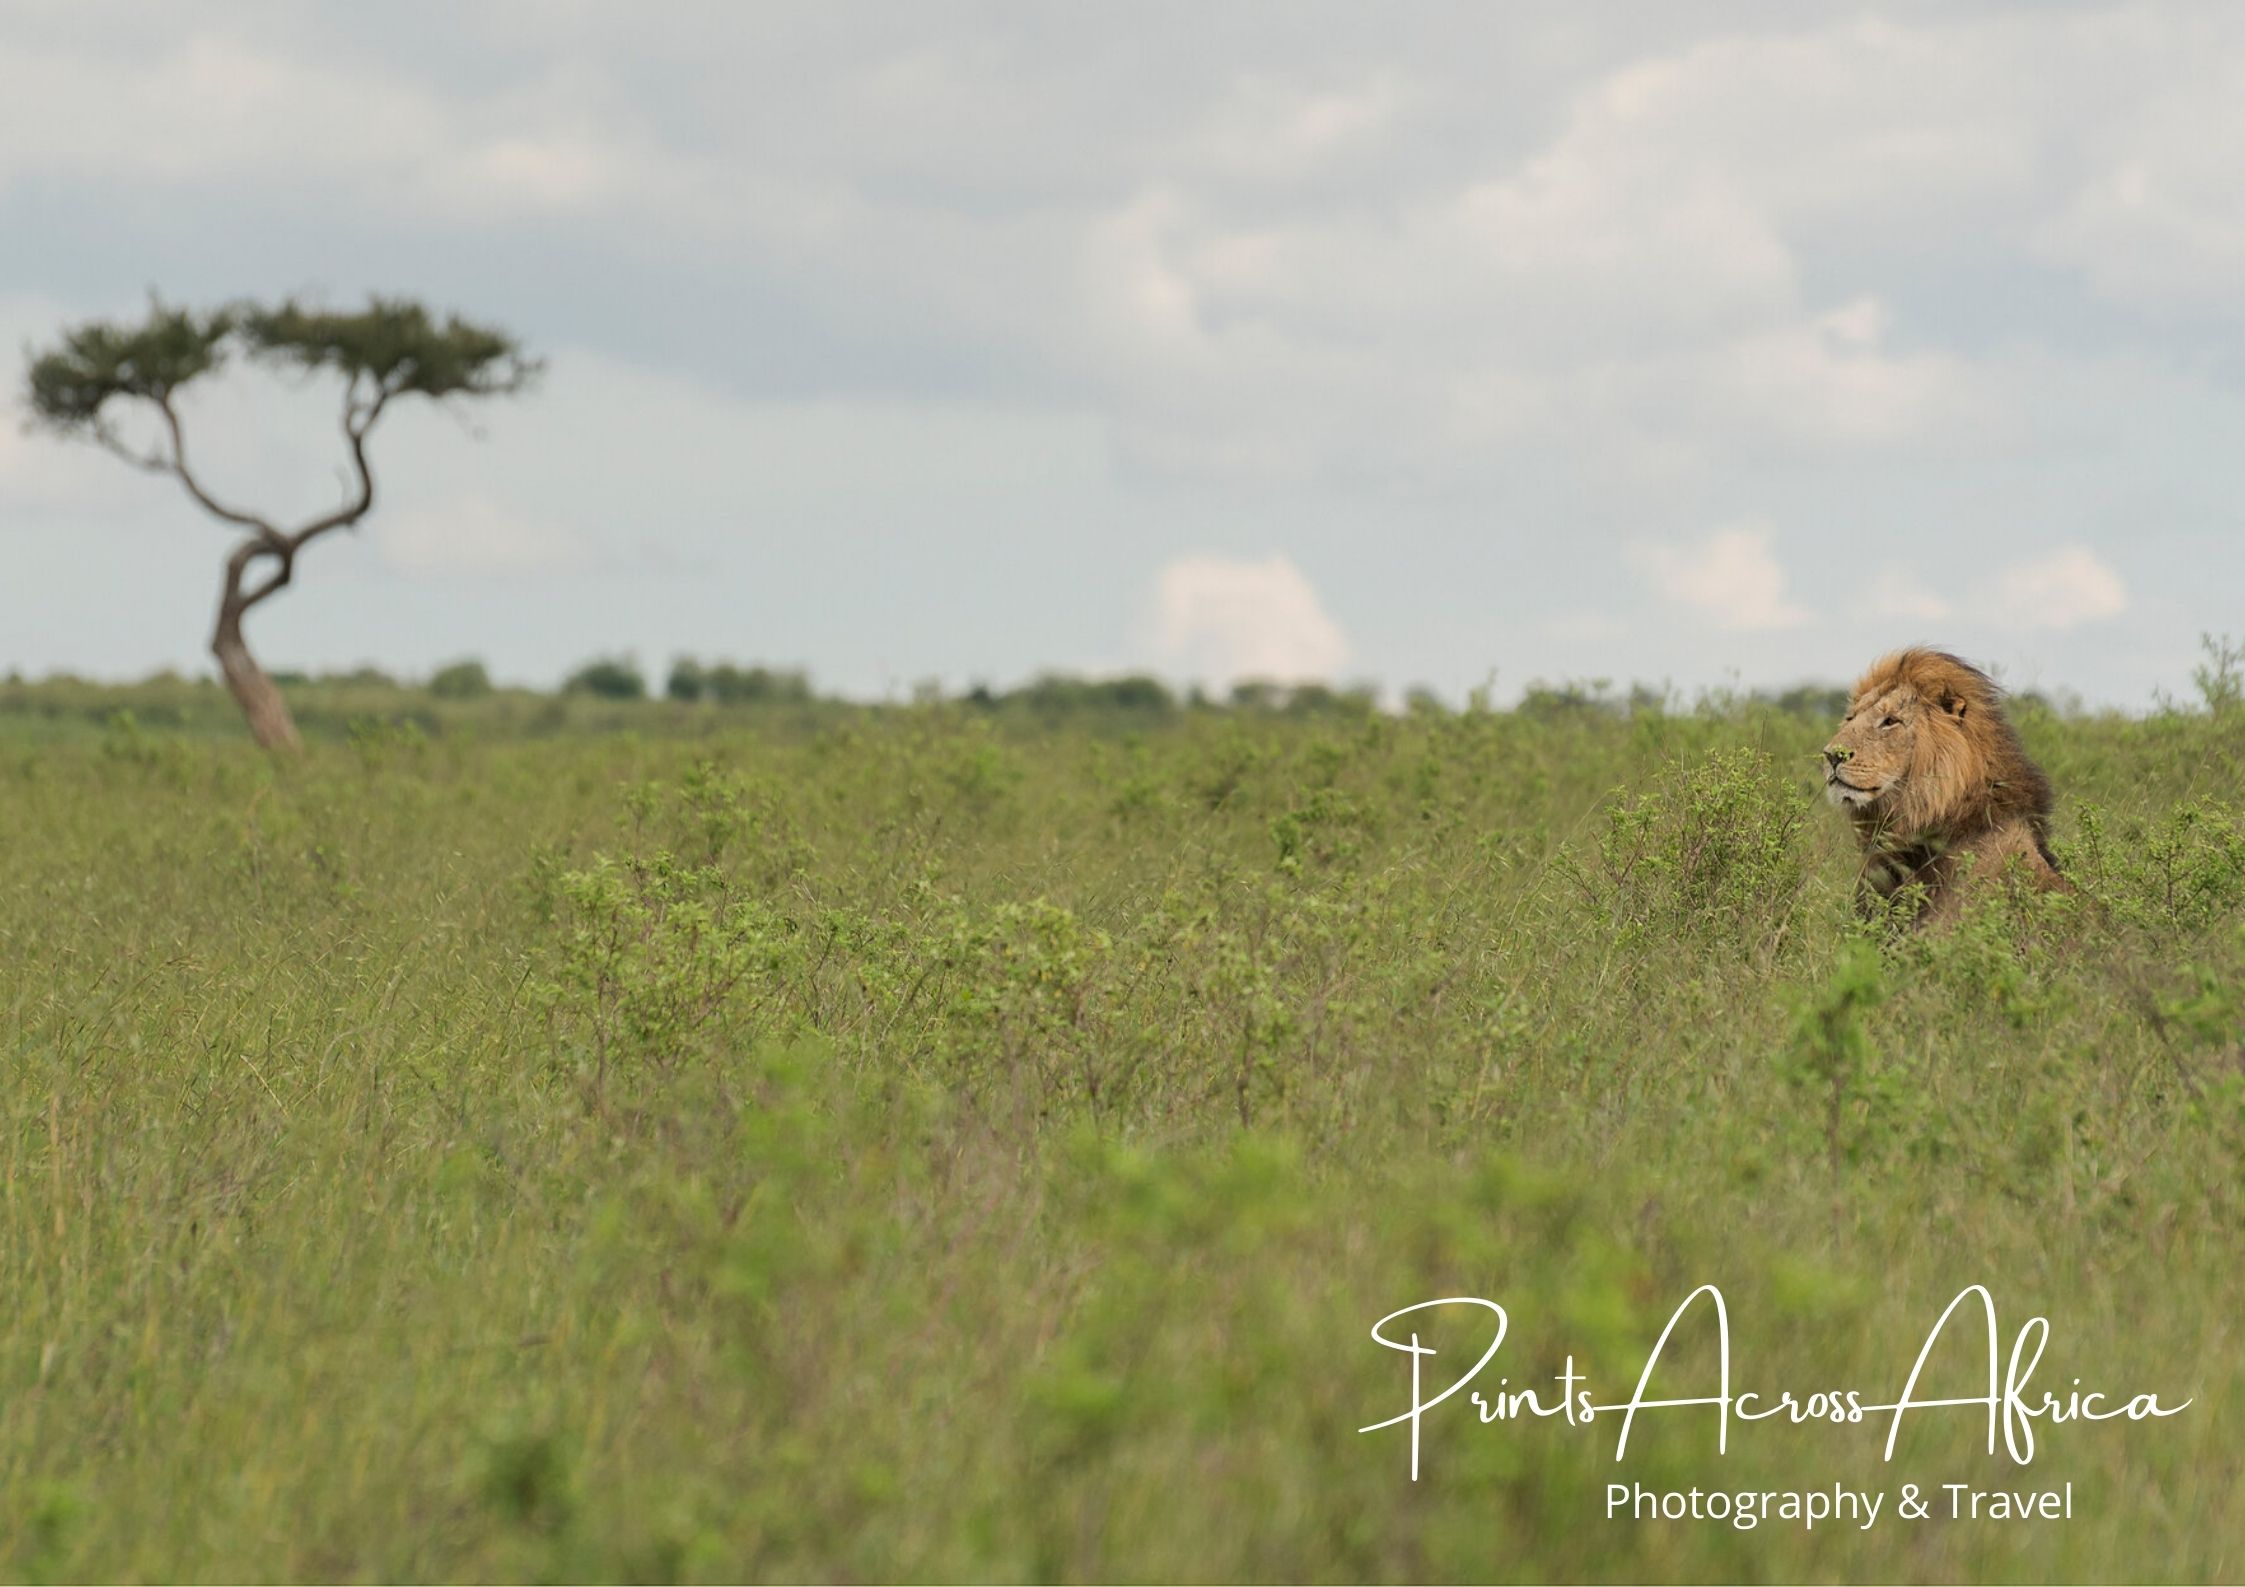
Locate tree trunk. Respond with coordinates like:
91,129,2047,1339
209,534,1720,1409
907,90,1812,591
213,553,301,753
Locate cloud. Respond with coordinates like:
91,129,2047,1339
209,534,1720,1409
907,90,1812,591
373,494,595,579
0,32,682,221
1867,566,1954,624
1703,297,2004,450
0,9,2109,494
1186,69,1415,183
2030,13,2245,320
1986,546,2128,632
1630,524,1808,633
1027,14,2056,487
1147,553,1349,685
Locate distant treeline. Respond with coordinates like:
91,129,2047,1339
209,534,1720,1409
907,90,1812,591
0,659,1864,717
543,658,1873,720
5,655,2121,745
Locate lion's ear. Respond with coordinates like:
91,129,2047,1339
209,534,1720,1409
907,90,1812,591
1938,690,1967,719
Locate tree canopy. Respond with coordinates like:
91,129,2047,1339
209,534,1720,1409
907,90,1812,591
25,301,236,426
27,296,538,436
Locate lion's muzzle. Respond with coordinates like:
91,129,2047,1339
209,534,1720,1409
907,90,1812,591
1823,771,1880,807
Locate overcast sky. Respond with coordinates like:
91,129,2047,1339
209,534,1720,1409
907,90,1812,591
4,2,2243,705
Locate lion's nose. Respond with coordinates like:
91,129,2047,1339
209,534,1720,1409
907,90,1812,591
1824,746,1852,768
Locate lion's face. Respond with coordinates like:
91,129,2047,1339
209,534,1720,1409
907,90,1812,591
1821,679,1960,814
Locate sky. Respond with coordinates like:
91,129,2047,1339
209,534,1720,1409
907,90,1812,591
2,2,2242,707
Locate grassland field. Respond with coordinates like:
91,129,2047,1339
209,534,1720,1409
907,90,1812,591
0,669,2240,1581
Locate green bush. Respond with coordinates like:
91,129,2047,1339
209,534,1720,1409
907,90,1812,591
563,656,646,700
429,658,494,699
1569,745,1813,956
534,766,808,1098
2071,798,2245,939
705,663,811,706
664,656,707,703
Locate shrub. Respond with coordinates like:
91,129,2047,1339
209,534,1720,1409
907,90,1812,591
1568,746,1811,956
1519,680,1622,720
563,657,646,701
323,666,402,688
429,658,493,699
706,664,812,706
2070,797,2245,939
1779,942,1889,1180
534,767,806,1099
1282,682,1379,718
1006,674,1176,717
936,899,1121,1121
2193,632,2243,715
665,657,707,703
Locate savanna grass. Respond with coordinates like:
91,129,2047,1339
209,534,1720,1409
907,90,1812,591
0,683,2240,1581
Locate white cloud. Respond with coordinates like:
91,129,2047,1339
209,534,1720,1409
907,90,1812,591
2030,15,2245,319
1986,546,2128,632
0,10,2076,493
425,134,640,217
0,33,681,221
1146,553,1349,686
1028,16,2050,487
1708,297,2005,449
373,495,595,579
1187,69,1414,182
1631,524,1808,633
1868,566,1954,624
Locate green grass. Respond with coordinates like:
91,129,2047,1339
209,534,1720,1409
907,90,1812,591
0,688,2240,1581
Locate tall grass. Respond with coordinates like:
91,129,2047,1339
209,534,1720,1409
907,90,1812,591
0,689,2238,1580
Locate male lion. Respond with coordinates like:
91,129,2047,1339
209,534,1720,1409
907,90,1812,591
1822,648,2067,926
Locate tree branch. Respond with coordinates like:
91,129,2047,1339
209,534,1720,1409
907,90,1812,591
89,416,174,475
214,536,287,638
285,385,388,550
154,395,284,542
236,542,295,614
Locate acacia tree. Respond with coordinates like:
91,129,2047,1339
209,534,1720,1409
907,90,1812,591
25,296,537,750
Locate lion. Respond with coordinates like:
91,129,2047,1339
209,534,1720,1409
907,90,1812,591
1821,648,2067,926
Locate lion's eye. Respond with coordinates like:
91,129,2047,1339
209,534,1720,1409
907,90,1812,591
1880,715,1901,728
